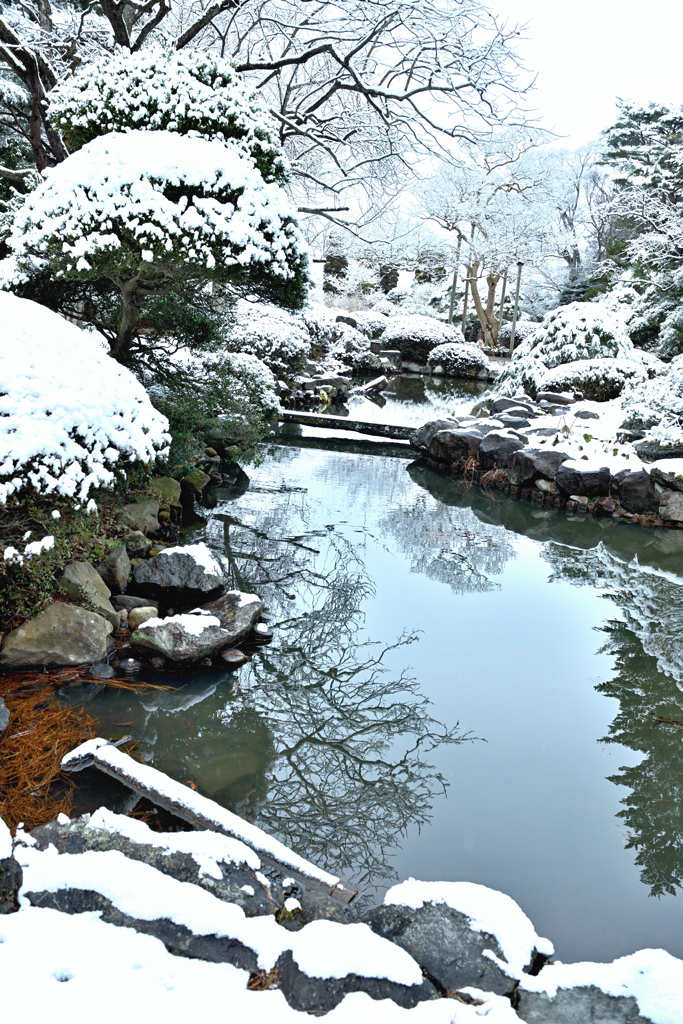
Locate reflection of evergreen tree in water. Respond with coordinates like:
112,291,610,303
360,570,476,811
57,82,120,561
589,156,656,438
542,541,683,898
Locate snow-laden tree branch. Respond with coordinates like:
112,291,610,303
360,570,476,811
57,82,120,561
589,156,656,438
2,129,309,362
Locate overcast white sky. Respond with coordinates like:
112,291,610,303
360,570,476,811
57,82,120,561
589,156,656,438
492,0,683,147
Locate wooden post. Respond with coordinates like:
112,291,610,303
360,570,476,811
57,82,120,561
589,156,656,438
509,262,523,359
448,236,462,325
461,225,475,337
498,270,508,328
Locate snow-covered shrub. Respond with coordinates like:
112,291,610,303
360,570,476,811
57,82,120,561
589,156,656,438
354,310,390,339
328,325,382,373
426,342,490,380
539,358,649,402
497,320,538,348
381,314,463,364
371,299,398,318
513,302,635,369
496,301,655,399
621,360,683,448
0,292,169,504
152,347,278,469
2,130,309,364
224,298,312,377
50,47,287,185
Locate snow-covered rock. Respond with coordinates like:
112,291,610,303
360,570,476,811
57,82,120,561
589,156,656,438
130,610,235,661
0,293,169,504
380,315,463,365
132,543,226,606
426,342,490,380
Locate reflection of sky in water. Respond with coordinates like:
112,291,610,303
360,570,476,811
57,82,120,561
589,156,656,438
89,441,683,964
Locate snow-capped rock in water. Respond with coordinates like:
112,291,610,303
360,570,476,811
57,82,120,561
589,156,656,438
130,610,236,661
426,341,491,379
132,543,226,606
0,292,169,505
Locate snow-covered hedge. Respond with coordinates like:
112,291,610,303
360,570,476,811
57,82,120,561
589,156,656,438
354,310,390,339
426,342,490,380
49,47,287,185
381,314,463,363
224,299,312,377
497,301,661,400
3,131,307,307
0,293,169,503
328,324,383,373
539,358,649,402
621,359,683,448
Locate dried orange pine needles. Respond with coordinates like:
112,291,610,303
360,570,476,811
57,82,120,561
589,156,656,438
0,669,97,833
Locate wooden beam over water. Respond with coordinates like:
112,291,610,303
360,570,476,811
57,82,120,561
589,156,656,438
279,410,414,441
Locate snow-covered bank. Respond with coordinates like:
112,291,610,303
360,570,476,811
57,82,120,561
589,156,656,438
1,745,681,1023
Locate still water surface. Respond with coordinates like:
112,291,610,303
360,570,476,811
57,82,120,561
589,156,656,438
89,378,683,963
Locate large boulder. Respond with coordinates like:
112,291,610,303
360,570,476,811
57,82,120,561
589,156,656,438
131,610,236,661
479,432,526,470
380,315,462,365
427,429,482,464
97,545,131,593
132,543,226,606
274,947,435,1013
650,460,683,492
426,342,490,380
117,497,160,535
411,418,461,453
58,561,119,627
363,880,553,998
517,984,650,1023
198,591,263,645
555,460,611,497
0,603,113,667
507,448,571,488
613,469,659,515
149,476,182,504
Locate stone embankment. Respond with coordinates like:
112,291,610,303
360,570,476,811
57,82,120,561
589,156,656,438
413,393,683,528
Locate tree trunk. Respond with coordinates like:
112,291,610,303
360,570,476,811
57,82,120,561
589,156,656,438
112,281,140,363
468,263,502,347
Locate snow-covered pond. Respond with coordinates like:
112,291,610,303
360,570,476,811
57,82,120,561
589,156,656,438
79,379,683,965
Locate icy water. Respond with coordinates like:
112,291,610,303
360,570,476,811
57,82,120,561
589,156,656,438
87,377,683,964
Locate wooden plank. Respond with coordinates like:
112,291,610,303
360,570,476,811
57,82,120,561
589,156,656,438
279,409,414,441
62,738,358,905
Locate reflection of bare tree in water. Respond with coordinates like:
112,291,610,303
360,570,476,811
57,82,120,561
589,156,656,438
542,541,683,898
190,499,472,890
380,488,516,594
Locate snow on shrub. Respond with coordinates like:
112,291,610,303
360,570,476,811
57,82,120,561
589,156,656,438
621,359,683,448
353,310,390,339
0,292,169,503
426,342,490,380
513,302,635,369
381,314,463,363
224,298,312,377
497,301,658,399
328,325,383,373
49,47,287,184
539,358,648,402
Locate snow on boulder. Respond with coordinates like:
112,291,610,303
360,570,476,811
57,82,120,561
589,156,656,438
517,948,683,1024
224,298,312,377
130,610,234,661
198,591,263,645
426,342,490,380
363,878,552,998
0,292,169,504
380,315,463,365
132,543,226,606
